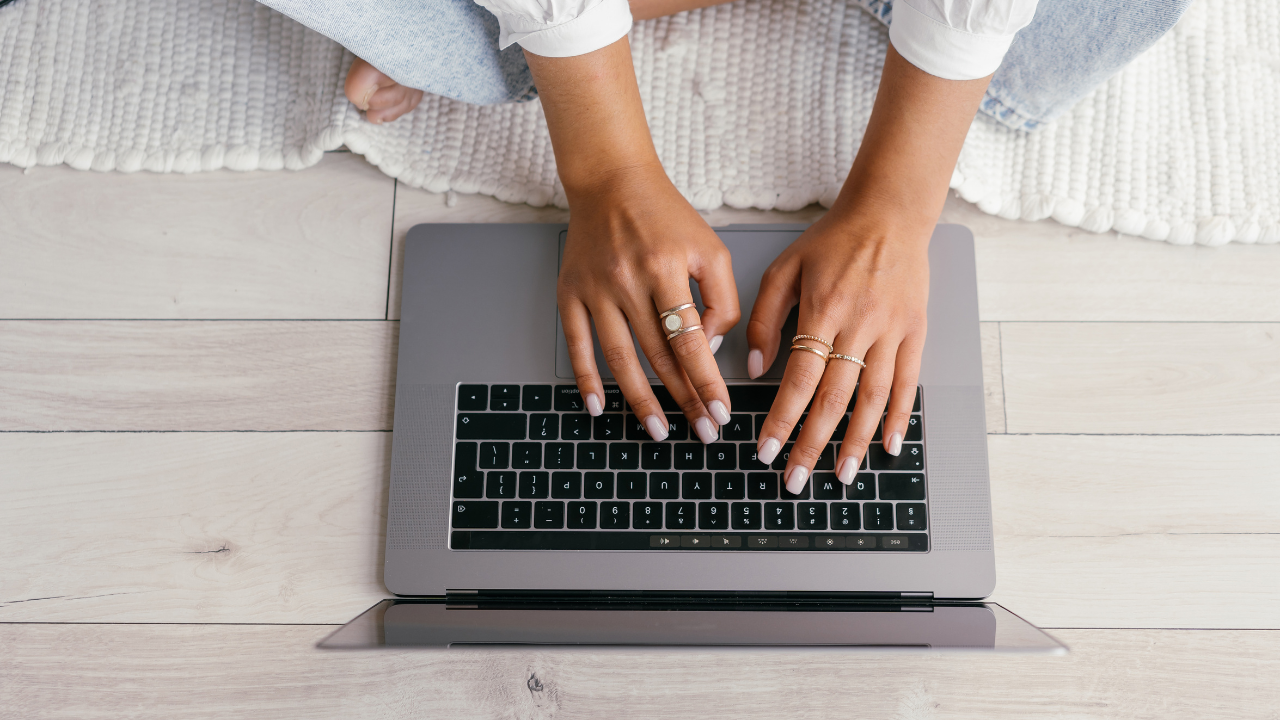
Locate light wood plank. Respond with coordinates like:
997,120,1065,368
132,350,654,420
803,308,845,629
980,321,1006,433
0,154,394,319
2,625,1277,719
1001,322,1280,434
0,321,397,431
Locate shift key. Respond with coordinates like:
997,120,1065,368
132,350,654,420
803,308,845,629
457,413,527,440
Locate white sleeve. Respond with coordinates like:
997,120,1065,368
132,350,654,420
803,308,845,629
888,0,1039,81
473,0,633,58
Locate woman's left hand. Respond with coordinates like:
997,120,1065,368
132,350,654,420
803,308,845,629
747,207,932,494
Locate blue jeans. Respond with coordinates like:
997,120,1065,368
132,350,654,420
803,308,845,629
261,0,1190,131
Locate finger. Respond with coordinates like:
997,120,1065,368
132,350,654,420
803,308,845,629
344,58,397,111
592,302,671,441
837,340,898,483
558,294,606,417
649,289,732,440
743,257,800,379
755,322,839,495
882,330,925,456
687,244,740,356
791,349,864,485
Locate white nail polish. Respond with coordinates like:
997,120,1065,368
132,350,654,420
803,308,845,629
708,335,724,355
785,466,809,495
757,437,781,465
887,432,903,456
708,399,731,425
747,349,763,379
694,417,719,445
837,457,856,484
644,415,670,441
585,393,603,417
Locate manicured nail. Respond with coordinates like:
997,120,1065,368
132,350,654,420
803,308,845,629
359,86,376,111
887,432,903,456
708,335,723,355
585,394,603,417
785,466,809,495
644,414,670,441
837,457,857,484
747,349,763,378
708,399,731,425
694,417,719,445
757,437,781,465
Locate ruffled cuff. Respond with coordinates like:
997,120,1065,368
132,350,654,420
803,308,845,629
501,0,633,58
888,0,1016,81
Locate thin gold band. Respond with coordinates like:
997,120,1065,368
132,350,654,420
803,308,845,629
829,352,867,368
792,334,834,351
667,324,704,341
790,343,830,362
659,303,696,319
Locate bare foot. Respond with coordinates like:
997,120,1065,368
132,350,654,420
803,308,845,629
344,57,424,124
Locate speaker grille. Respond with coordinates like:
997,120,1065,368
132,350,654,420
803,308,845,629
386,383,454,550
924,386,994,551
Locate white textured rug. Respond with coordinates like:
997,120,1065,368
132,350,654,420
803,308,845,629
1,0,1277,245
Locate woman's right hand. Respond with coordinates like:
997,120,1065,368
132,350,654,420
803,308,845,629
557,163,740,441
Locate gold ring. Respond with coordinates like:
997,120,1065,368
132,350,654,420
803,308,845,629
790,343,829,362
792,334,834,351
830,353,866,368
667,324,704,341
660,303,697,334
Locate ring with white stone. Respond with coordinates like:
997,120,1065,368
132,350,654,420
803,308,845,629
659,303,697,335
666,324,704,341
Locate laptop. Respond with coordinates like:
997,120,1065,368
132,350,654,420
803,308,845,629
322,223,1064,652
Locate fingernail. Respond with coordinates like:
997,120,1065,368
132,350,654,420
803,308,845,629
837,457,857,484
708,399,731,425
694,417,719,445
644,414,670,441
887,432,903,456
359,85,375,111
708,335,723,355
757,437,781,465
747,349,763,379
586,394,603,417
785,466,809,495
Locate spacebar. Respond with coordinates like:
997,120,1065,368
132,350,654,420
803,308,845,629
456,413,527,440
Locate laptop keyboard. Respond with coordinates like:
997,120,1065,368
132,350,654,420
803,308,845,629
449,383,928,552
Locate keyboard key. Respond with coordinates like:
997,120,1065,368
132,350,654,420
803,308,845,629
452,501,498,528
501,501,532,528
452,442,483,499
522,385,553,411
779,535,809,550
665,502,696,530
457,385,487,411
650,472,679,499
798,502,828,530
770,443,793,471
788,414,808,442
682,472,713,499
699,502,730,530
727,385,778,412
905,415,922,441
739,443,769,470
601,501,630,529
544,443,574,469
707,446,735,470
754,414,767,441
864,502,894,530
665,414,689,440
879,473,926,500
551,471,581,499
490,384,520,411
811,473,843,500
584,472,614,499
554,385,585,412
642,443,672,469
594,415,624,441
529,413,558,440
561,414,591,441
714,472,746,499
457,413,526,440
722,415,754,441
747,472,779,500
870,443,924,471
512,442,541,469
577,443,607,469
634,502,663,529
674,444,704,470
479,442,509,469
486,471,516,498
764,502,795,530
566,501,597,529
781,478,810,500
815,444,835,470
913,387,921,412
601,385,625,412
624,415,649,440
534,501,564,528
831,503,860,530
609,443,640,470
519,471,549,499
731,502,762,529
896,503,927,530
617,472,647,499
847,473,876,500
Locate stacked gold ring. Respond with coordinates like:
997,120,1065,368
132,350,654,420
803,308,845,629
792,334,834,351
789,343,830,361
830,352,867,368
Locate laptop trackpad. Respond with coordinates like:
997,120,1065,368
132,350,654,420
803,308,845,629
555,230,802,380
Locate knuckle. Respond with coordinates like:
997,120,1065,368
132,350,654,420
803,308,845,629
601,344,632,368
647,347,680,377
691,378,721,400
789,443,823,466
815,386,851,413
785,363,824,393
677,395,705,416
668,331,706,357
860,384,892,408
844,428,874,450
572,371,597,387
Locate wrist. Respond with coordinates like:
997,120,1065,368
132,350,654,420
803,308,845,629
561,157,670,205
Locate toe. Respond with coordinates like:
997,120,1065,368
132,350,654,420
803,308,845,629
344,57,393,112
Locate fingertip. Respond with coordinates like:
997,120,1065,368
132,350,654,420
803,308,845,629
747,349,763,379
708,335,723,355
785,466,809,494
586,393,603,417
708,399,731,426
837,457,856,484
694,417,719,445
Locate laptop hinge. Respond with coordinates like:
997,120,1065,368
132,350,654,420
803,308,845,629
445,589,936,610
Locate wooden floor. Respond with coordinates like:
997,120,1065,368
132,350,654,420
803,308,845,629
1,151,1278,718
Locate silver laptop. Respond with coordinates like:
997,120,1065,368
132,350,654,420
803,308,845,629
324,223,1064,652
